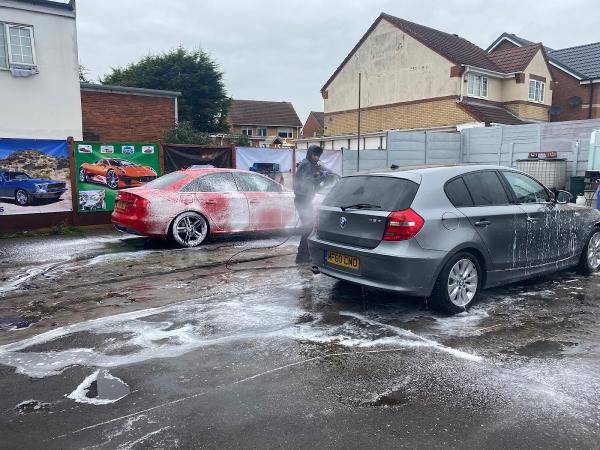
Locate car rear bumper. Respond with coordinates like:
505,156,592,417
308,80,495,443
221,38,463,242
111,210,168,238
308,234,446,297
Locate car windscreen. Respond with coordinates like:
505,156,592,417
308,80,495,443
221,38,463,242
322,175,419,211
144,172,187,189
111,160,137,167
10,172,31,180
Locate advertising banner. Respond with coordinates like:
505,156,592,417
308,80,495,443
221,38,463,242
163,145,232,173
235,147,293,172
74,142,160,213
0,138,70,215
295,149,343,177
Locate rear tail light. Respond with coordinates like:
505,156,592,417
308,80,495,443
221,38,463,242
133,196,150,209
383,209,424,241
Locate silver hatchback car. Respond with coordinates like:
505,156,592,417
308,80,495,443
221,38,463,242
308,165,600,313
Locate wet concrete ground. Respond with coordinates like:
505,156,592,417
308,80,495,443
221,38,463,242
1,229,599,449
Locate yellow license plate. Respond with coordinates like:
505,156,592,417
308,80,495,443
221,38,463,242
326,251,360,270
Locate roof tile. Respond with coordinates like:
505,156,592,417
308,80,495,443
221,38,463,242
459,100,527,125
488,44,541,73
229,100,302,127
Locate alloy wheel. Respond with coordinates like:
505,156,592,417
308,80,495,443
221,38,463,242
173,213,208,247
587,232,600,270
15,190,29,206
79,169,87,183
447,258,478,307
106,170,119,189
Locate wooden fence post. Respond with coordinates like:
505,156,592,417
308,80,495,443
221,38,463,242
67,136,79,226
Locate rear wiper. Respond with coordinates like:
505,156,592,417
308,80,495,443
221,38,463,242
340,203,381,211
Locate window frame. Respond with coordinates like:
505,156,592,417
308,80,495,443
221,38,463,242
256,127,267,137
528,79,545,103
467,73,488,99
234,172,282,193
2,23,36,68
499,170,552,204
180,172,239,193
241,127,253,137
459,170,512,207
277,127,293,139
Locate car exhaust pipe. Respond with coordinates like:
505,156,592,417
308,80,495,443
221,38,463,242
311,265,320,274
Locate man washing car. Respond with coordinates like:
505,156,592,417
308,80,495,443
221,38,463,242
293,145,325,264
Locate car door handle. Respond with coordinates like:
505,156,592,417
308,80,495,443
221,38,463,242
474,219,491,227
203,200,217,205
249,200,260,204
526,216,539,223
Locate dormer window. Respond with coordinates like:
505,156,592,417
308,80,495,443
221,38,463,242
467,73,488,98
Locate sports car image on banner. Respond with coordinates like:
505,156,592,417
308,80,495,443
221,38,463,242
74,142,161,213
0,138,71,215
79,158,157,190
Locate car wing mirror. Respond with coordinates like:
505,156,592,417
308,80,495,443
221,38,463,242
555,190,573,204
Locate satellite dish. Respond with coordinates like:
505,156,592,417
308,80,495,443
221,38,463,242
568,96,582,107
549,106,563,116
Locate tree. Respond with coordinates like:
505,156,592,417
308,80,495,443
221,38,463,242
79,64,91,83
162,121,209,145
101,48,231,133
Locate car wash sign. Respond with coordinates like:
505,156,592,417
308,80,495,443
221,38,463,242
74,142,160,213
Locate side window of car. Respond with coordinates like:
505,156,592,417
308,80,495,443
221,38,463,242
502,171,551,203
462,171,510,206
445,177,474,207
236,173,281,193
181,173,238,193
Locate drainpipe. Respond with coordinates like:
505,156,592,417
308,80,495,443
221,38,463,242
589,81,595,119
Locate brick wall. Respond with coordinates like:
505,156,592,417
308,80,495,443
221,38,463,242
492,40,521,53
549,66,590,122
504,102,549,121
302,114,323,138
324,97,475,135
81,90,176,142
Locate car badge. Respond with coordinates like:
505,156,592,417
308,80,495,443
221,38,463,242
339,216,347,229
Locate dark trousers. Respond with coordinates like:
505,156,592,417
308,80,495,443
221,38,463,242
294,196,314,260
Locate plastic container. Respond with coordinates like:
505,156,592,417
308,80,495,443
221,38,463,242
569,176,585,202
576,195,587,205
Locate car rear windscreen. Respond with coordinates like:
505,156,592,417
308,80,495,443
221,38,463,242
322,175,419,211
144,172,187,189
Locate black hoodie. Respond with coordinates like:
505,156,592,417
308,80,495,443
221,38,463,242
293,145,323,200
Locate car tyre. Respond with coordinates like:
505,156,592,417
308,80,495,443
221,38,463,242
79,168,88,183
430,252,481,314
15,189,31,206
106,169,119,189
577,227,600,275
170,212,209,248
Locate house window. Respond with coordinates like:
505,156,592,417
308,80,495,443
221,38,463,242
256,127,267,137
467,73,488,98
278,128,293,139
0,24,36,68
241,127,253,136
528,80,545,103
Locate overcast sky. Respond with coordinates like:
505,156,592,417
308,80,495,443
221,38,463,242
75,0,598,124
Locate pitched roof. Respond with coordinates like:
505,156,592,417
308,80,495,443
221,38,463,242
458,100,527,125
229,100,302,127
17,0,75,11
549,43,600,80
322,13,506,92
309,111,324,127
486,32,556,52
488,44,541,73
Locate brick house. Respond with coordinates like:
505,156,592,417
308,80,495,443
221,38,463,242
80,83,180,142
302,111,324,138
488,33,600,122
228,100,302,147
321,13,554,136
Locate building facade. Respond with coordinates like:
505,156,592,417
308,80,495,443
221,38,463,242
0,0,82,139
228,100,302,147
321,13,553,136
302,111,324,138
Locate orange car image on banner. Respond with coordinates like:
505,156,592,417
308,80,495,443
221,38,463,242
74,142,161,212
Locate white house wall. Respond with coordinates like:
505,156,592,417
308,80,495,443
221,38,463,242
0,2,82,139
324,19,458,114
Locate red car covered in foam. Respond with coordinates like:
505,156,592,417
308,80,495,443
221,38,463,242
111,168,297,247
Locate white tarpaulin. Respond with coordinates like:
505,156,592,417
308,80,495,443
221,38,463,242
295,149,343,176
235,147,294,172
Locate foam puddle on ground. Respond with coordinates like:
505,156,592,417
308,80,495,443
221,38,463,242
67,369,130,405
0,281,482,378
